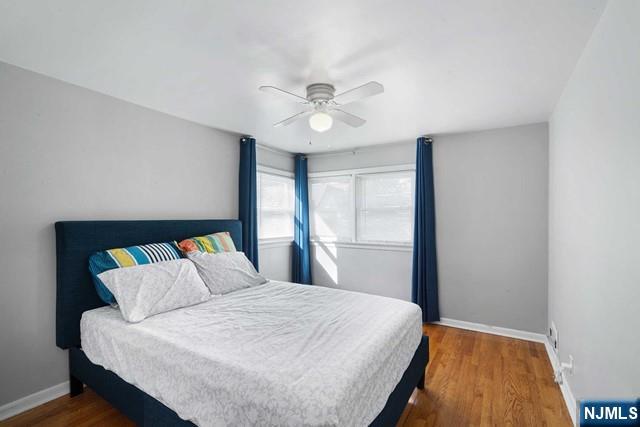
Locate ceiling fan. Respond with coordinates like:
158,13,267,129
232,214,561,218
259,81,384,133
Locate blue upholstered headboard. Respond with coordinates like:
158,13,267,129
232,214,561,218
55,219,242,349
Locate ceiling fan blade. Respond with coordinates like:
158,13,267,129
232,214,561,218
329,109,366,127
332,81,384,106
259,86,309,104
273,110,313,127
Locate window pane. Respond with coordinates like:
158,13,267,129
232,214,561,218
260,211,294,239
258,172,294,239
310,176,352,241
356,172,414,243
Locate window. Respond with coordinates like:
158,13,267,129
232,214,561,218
309,166,414,245
310,175,353,241
257,171,294,240
356,171,414,243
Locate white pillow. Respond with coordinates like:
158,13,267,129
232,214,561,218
186,251,267,295
98,259,211,323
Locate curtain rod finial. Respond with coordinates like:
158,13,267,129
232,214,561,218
419,135,433,144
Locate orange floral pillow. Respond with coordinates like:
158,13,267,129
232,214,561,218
177,232,236,254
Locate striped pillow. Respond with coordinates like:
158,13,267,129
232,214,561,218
177,232,236,254
89,242,182,305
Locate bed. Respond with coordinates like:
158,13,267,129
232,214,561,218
55,220,429,426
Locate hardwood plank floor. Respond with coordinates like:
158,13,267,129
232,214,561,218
398,325,572,427
2,325,572,427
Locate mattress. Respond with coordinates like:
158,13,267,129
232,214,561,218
81,281,423,427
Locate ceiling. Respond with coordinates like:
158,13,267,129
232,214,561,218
0,0,606,153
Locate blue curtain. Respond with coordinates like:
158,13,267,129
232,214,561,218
412,137,440,322
292,154,311,284
239,136,259,270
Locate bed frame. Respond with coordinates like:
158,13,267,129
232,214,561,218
55,219,429,426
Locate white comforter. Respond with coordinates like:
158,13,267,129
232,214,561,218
81,281,423,427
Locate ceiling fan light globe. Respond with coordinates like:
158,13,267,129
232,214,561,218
309,112,333,132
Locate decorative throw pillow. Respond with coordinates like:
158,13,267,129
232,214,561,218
186,251,267,295
98,259,211,323
88,241,182,305
177,231,236,254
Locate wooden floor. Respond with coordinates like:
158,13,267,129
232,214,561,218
2,325,572,427
397,325,572,426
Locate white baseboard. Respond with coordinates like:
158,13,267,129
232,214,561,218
0,381,69,421
543,338,578,426
433,317,576,426
434,317,547,343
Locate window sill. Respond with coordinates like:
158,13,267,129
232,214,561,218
258,238,293,248
311,240,413,253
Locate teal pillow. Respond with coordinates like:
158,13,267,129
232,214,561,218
88,241,182,305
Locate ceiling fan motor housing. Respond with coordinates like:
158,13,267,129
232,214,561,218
306,83,335,104
261,80,381,129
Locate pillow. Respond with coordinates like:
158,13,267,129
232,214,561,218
89,241,182,305
97,259,211,322
186,251,267,295
177,231,236,254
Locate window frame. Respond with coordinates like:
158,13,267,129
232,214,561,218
355,170,416,244
308,164,415,249
309,174,355,243
257,166,295,244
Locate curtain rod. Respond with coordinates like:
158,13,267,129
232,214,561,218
306,140,416,159
255,142,295,158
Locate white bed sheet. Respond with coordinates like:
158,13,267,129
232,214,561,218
81,281,422,427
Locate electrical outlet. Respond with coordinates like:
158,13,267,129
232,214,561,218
567,355,574,375
554,355,574,384
550,322,559,353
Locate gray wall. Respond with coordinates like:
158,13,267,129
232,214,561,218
308,123,549,333
311,243,413,301
435,124,548,333
308,143,414,173
0,61,239,406
259,242,292,282
256,145,294,172
549,0,640,400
